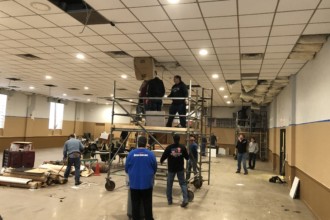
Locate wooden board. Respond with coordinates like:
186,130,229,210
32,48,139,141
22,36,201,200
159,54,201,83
111,124,198,134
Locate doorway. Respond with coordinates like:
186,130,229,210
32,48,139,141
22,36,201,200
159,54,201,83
279,129,286,176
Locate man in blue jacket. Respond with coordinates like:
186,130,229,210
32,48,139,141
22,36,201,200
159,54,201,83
125,136,157,220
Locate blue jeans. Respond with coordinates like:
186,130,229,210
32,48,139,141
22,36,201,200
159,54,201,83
201,143,206,156
148,100,162,111
167,170,188,203
166,103,186,127
237,153,248,173
186,159,197,181
64,157,81,183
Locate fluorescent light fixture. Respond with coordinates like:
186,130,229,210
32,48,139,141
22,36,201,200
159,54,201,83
87,99,91,102
226,101,231,104
224,95,228,99
121,74,127,79
76,53,85,60
63,93,67,96
199,49,208,56
168,0,179,4
84,86,89,90
236,183,244,186
45,75,52,80
212,74,219,79
29,86,35,90
219,87,225,91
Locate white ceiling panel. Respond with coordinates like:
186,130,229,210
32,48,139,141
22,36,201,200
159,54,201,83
0,30,29,40
304,23,330,34
241,60,262,65
274,10,314,25
240,27,270,37
168,49,192,56
99,9,138,22
94,44,119,52
116,43,142,51
218,54,240,60
213,39,239,47
144,20,176,32
138,42,164,50
216,47,240,54
0,17,32,29
147,50,171,56
127,50,150,57
210,29,238,39
277,0,320,11
238,0,277,15
40,27,73,38
80,36,109,45
43,14,82,26
268,36,300,45
270,25,305,36
239,14,274,27
240,37,268,46
266,45,294,53
154,32,183,41
263,59,286,64
180,30,209,40
163,3,202,19
319,0,330,8
310,9,330,23
264,52,289,59
0,1,34,16
104,35,133,43
17,15,56,28
121,0,159,7
18,39,46,47
17,29,50,39
205,16,237,29
162,41,188,49
64,26,98,37
1,40,27,48
88,24,122,35
116,22,148,34
240,46,266,53
128,33,157,43
58,37,88,46
186,40,213,48
131,6,168,21
74,45,99,52
200,1,237,17
173,19,206,31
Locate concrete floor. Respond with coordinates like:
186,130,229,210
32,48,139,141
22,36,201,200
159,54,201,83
0,148,315,220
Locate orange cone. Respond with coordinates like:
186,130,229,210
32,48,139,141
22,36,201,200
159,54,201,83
94,162,101,176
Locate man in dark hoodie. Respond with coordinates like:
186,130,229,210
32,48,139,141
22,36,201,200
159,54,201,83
166,75,188,127
160,134,189,207
147,71,165,111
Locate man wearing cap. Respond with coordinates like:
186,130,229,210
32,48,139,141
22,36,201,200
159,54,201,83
125,136,158,220
160,134,189,208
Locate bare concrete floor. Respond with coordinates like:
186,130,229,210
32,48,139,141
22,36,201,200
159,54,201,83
0,148,315,220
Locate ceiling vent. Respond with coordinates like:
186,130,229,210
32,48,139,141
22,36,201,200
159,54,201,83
83,93,93,96
105,51,132,58
48,0,110,25
44,84,57,87
241,53,264,60
6,77,22,81
16,54,42,60
117,88,128,91
68,87,79,90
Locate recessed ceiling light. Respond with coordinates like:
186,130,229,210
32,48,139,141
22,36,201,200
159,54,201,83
199,49,208,56
45,75,52,80
29,86,35,90
224,95,228,99
226,101,231,104
219,87,225,91
129,99,133,102
212,74,219,79
87,99,91,102
84,86,89,90
30,2,51,11
76,53,85,59
110,94,114,97
63,93,67,97
121,74,127,79
168,0,179,4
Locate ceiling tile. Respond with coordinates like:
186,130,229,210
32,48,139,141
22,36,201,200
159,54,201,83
0,30,29,40
319,0,330,8
240,27,270,37
144,20,176,32
218,54,240,60
0,1,34,16
264,52,289,59
241,60,262,65
55,46,80,53
163,3,201,19
1,40,26,48
138,42,164,50
173,19,206,31
116,43,142,51
153,32,182,41
116,22,148,34
94,44,119,51
277,0,320,11
162,41,188,49
213,39,239,47
104,35,133,43
17,39,46,47
310,9,330,23
147,50,171,56
40,27,73,38
128,33,158,43
0,17,31,29
240,46,266,53
238,0,277,15
80,36,109,45
273,10,314,25
85,0,125,9
216,47,240,54
268,36,299,45
131,6,168,21
270,25,305,36
17,29,50,39
99,9,138,22
210,29,238,39
64,26,98,37
191,48,215,55
304,23,330,34
221,60,240,65
263,59,286,64
239,14,274,27
174,55,196,61
17,15,56,28
168,49,192,56
58,37,88,46
261,64,282,69
43,13,82,26
200,1,237,17
126,50,150,57
205,16,237,29
121,0,159,7
180,30,209,40
74,45,99,52
266,45,294,53
240,37,268,46
186,40,213,48
88,24,122,35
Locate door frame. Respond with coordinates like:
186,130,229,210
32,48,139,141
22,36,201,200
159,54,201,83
279,129,286,176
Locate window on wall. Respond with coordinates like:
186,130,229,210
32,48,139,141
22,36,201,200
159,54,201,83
0,94,7,129
49,102,64,129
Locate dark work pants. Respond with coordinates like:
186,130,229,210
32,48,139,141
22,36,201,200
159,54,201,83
64,157,81,184
130,188,154,220
148,100,162,111
249,153,257,169
166,103,186,127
